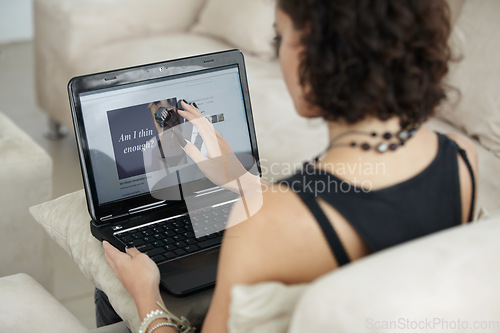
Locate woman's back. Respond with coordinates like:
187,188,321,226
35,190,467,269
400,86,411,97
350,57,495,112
218,126,477,286
280,129,476,267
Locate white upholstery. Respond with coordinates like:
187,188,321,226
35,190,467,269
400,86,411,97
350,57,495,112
192,0,276,59
0,112,53,291
34,0,206,62
29,190,140,331
0,273,87,333
438,0,500,158
0,273,129,333
289,215,500,333
228,282,307,333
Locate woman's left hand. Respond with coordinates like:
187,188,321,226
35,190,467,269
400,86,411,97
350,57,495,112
103,241,160,303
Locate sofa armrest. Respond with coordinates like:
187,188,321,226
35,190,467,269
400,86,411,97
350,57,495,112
0,274,88,333
34,0,206,62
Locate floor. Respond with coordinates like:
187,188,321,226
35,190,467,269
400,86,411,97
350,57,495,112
0,41,96,328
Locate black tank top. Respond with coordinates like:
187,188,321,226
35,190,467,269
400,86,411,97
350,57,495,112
280,132,476,267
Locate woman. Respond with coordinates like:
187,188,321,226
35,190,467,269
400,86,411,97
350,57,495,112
103,0,478,332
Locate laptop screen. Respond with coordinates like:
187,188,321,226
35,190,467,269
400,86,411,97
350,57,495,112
78,65,253,206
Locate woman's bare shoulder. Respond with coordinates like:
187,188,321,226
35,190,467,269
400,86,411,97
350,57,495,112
227,182,311,239
220,182,335,284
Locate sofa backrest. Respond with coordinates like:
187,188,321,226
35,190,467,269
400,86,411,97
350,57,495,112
448,0,466,26
436,0,500,159
289,214,500,332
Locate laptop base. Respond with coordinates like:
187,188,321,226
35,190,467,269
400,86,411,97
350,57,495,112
91,221,219,296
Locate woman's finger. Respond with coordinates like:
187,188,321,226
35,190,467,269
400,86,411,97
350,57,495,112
103,249,116,272
183,140,208,164
178,101,203,121
103,241,119,270
178,101,222,157
178,102,215,134
125,247,141,257
103,240,117,257
103,241,129,266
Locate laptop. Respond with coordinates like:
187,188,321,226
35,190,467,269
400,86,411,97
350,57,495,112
68,50,261,295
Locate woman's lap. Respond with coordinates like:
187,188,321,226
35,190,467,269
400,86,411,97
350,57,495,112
94,288,124,327
94,287,213,329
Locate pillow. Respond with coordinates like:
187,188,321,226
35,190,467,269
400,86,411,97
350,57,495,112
192,0,276,59
44,0,207,61
447,0,466,26
437,0,500,158
30,190,215,331
228,282,307,333
29,190,141,332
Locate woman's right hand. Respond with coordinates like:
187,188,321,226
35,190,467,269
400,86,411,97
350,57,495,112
177,100,253,193
176,101,265,227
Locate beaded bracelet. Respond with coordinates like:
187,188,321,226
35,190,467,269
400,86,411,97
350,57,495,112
138,309,173,333
138,301,194,333
147,321,179,333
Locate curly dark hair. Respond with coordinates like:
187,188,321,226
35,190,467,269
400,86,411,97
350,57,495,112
277,0,454,128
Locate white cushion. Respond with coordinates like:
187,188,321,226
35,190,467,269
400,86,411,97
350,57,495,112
289,215,500,332
0,273,87,333
438,0,500,158
29,190,213,332
447,0,466,26
228,282,306,333
35,0,207,62
29,190,141,332
192,0,276,59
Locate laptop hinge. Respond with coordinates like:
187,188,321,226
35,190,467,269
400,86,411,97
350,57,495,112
99,201,167,223
129,201,167,215
100,215,114,222
100,212,128,222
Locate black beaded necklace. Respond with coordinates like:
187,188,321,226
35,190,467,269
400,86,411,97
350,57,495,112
311,126,419,163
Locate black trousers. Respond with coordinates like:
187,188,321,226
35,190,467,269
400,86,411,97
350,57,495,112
94,288,125,328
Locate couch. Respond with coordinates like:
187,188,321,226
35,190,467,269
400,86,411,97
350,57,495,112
0,112,53,291
0,273,128,333
26,0,500,331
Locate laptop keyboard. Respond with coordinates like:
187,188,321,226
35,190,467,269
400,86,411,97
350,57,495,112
114,204,231,264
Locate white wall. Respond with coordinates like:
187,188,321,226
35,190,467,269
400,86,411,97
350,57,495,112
0,0,34,44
